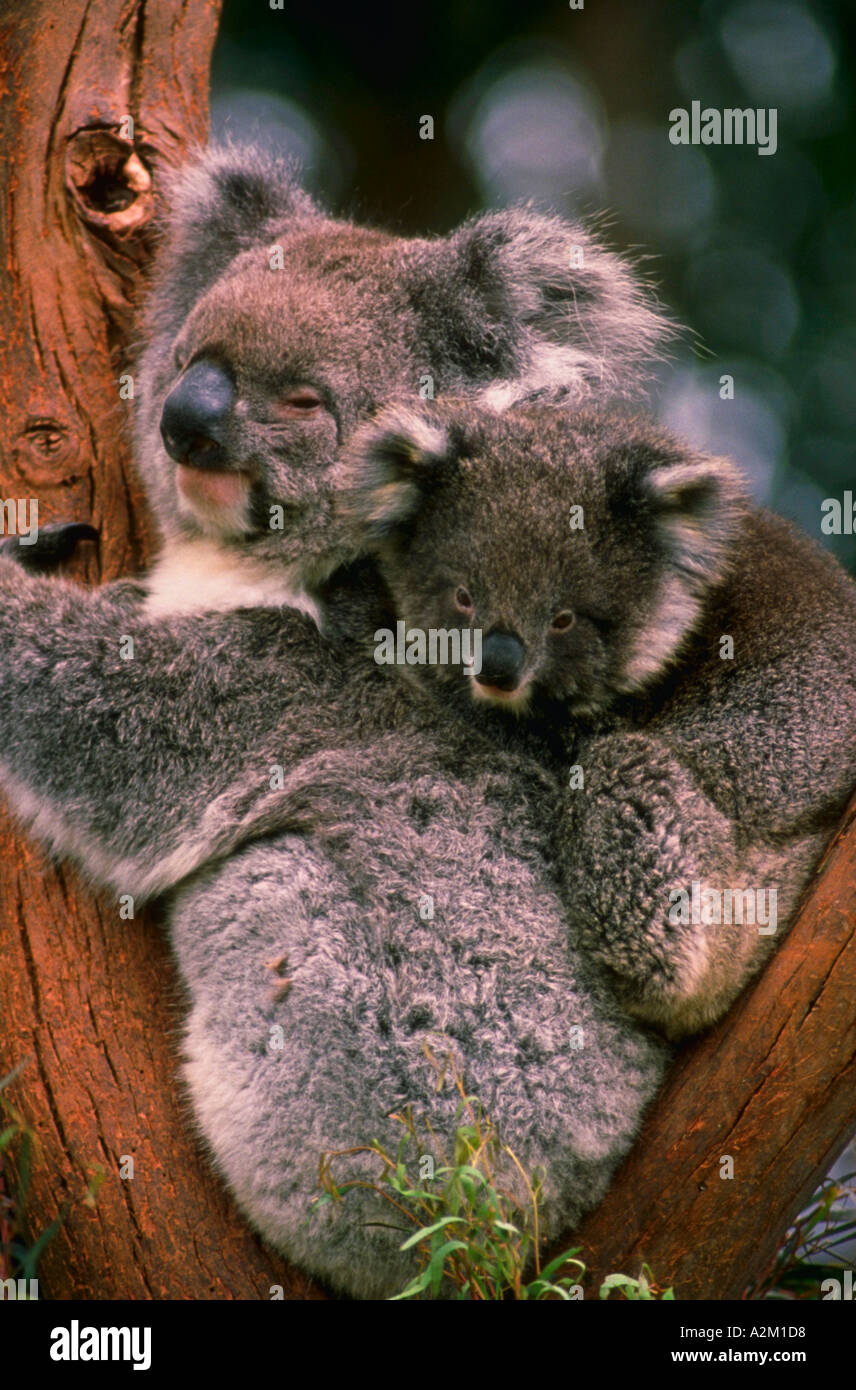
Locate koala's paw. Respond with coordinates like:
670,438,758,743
559,732,736,1032
0,522,98,571
603,967,715,1041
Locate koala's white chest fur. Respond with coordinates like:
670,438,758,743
143,535,321,624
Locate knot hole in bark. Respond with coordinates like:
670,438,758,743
66,130,153,237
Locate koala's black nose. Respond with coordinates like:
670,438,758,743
477,630,526,691
160,360,236,469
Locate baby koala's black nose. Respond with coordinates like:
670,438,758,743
160,360,235,469
477,630,526,692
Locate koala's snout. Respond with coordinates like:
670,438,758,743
161,360,236,469
475,629,526,693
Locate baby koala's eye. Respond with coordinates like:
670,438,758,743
454,586,474,614
550,610,575,632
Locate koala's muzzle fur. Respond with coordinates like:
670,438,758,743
160,359,236,470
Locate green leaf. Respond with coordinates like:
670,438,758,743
16,1213,63,1280
429,1239,468,1295
389,1268,433,1300
600,1272,637,1299
0,1123,19,1151
16,1130,32,1208
399,1215,465,1251
540,1247,583,1279
527,1280,573,1300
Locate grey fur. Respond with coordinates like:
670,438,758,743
0,149,700,1298
0,545,670,1299
2,400,853,1294
0,142,673,894
347,402,856,1039
136,143,673,576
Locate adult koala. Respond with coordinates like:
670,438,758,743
0,147,673,1297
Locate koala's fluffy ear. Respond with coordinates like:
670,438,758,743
643,453,747,591
615,446,748,691
410,208,675,407
150,144,321,330
338,408,452,545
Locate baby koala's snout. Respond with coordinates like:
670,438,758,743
475,629,526,695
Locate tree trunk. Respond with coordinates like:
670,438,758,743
571,792,856,1300
0,0,322,1300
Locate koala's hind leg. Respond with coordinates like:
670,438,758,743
558,731,781,1039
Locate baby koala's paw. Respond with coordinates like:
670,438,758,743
0,521,98,571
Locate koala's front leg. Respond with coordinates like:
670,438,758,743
559,732,775,1039
0,555,333,901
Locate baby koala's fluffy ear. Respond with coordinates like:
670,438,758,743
644,452,748,592
151,143,321,329
337,407,452,545
613,441,749,694
421,208,675,407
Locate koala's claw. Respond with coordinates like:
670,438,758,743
0,522,99,570
265,953,292,1003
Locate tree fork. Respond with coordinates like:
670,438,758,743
0,0,322,1300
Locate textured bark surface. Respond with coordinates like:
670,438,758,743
0,0,321,1300
572,793,856,1301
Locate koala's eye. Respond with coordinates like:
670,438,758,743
272,387,325,419
550,610,575,632
454,586,474,614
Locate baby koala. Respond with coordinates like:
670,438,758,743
346,401,856,1038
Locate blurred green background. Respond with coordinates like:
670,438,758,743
212,0,856,573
